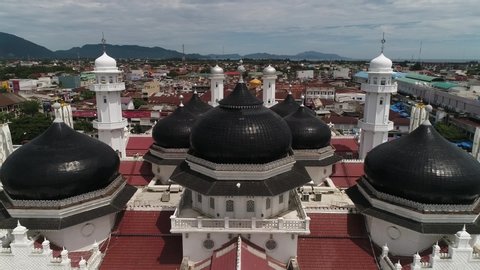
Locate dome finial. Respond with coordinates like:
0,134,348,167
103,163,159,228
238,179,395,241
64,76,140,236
52,102,63,123
179,95,184,107
381,32,386,53
237,59,246,83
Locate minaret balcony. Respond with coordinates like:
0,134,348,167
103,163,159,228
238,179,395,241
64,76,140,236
170,191,310,234
361,84,397,93
91,82,125,92
93,119,127,130
358,120,393,132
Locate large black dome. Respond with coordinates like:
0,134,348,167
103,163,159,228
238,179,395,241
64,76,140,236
364,122,480,204
0,122,120,200
184,92,212,116
190,83,292,164
284,106,331,149
270,93,300,117
152,104,196,148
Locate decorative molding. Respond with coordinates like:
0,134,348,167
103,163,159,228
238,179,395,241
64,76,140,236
186,154,296,180
360,177,479,213
6,175,125,209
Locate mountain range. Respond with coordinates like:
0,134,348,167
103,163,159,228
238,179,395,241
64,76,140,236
0,32,349,60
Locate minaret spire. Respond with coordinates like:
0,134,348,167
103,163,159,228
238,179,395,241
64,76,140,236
381,32,386,53
101,32,106,52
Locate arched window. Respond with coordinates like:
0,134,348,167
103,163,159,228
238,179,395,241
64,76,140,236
100,76,106,84
380,78,386,85
266,198,271,209
379,97,384,105
109,76,113,83
197,193,202,203
210,197,215,209
279,194,284,204
226,200,234,212
246,200,255,212
373,77,378,85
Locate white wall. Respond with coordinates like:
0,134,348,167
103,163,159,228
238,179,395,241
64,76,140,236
191,191,290,219
366,216,441,256
182,232,298,263
43,213,116,251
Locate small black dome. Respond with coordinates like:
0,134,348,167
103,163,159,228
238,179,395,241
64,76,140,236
270,93,299,117
364,122,480,204
184,92,212,116
284,106,331,149
152,105,196,148
0,122,119,200
190,83,292,164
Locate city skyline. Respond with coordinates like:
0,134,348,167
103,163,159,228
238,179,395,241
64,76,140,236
1,0,479,60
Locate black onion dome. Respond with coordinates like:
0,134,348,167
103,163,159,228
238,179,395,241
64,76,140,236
190,83,292,164
284,106,331,149
0,122,119,200
184,92,212,115
152,105,196,148
270,93,299,117
364,122,480,204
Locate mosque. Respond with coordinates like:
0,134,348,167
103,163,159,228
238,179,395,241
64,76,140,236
1,44,480,270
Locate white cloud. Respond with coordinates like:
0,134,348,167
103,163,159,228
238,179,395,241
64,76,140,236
0,0,479,59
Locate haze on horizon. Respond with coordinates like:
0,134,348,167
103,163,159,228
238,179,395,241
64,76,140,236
1,0,479,60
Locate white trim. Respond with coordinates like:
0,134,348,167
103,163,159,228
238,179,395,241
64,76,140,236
358,181,478,223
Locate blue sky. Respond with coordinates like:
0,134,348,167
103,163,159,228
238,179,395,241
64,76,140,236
2,0,479,59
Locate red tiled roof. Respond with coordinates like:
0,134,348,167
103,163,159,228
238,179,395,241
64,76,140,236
114,211,173,235
298,213,376,270
297,238,376,270
101,210,182,270
119,160,153,186
100,236,182,270
330,162,364,188
126,136,153,157
331,137,359,153
308,213,367,237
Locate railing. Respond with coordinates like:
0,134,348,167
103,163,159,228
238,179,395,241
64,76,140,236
171,215,310,233
91,83,125,92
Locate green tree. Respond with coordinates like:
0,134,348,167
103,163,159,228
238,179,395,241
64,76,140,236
80,90,95,100
74,119,94,133
434,123,467,141
133,98,147,109
19,100,41,116
9,114,52,144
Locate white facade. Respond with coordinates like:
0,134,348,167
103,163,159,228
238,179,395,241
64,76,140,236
379,227,480,270
296,70,314,80
358,53,397,159
262,65,277,107
0,222,103,270
91,52,127,157
209,65,224,106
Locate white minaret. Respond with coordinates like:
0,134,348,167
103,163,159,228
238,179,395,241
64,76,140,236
91,38,127,157
209,64,224,106
358,36,397,159
262,65,277,107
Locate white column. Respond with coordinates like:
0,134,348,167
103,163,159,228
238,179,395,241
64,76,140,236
209,65,224,106
262,65,277,107
358,66,397,159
